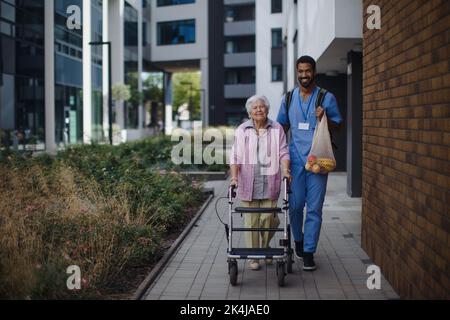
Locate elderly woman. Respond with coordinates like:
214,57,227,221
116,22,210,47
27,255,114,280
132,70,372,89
230,95,291,271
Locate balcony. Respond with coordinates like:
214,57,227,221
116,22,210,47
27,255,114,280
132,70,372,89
224,0,255,5
224,84,255,99
224,52,255,68
224,20,255,36
298,0,363,73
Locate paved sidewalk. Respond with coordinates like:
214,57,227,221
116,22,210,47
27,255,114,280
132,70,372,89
144,173,400,300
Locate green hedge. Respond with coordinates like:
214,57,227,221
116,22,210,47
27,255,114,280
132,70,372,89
0,137,207,299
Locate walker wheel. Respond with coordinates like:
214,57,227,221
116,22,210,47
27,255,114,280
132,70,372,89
229,261,238,286
287,252,294,274
276,262,285,287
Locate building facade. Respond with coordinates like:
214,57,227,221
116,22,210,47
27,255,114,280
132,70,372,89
0,0,144,152
208,0,288,126
148,0,208,133
0,0,46,150
255,0,286,121
362,0,450,299
221,0,256,125
1,0,293,148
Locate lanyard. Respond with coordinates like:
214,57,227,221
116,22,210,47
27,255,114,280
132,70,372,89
299,90,315,121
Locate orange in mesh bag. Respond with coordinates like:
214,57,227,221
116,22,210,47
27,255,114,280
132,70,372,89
305,113,336,174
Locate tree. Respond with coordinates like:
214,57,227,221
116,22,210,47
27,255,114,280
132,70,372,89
124,73,143,108
142,73,164,129
112,83,131,102
143,73,164,103
173,72,201,121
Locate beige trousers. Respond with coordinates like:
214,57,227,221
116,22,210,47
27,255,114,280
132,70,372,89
241,199,280,249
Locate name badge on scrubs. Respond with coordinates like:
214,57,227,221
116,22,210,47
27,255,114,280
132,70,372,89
298,122,310,131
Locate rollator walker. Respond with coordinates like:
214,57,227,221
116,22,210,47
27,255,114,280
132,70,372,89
226,178,294,287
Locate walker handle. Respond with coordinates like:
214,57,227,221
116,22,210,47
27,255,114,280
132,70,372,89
283,177,291,194
228,185,237,200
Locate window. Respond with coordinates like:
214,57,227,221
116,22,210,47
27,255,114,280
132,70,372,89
1,0,16,22
157,19,195,45
157,0,195,7
226,70,239,85
224,5,255,22
124,2,138,46
226,41,236,54
225,68,255,84
272,65,282,82
225,8,235,22
143,22,148,46
271,0,282,13
272,28,282,48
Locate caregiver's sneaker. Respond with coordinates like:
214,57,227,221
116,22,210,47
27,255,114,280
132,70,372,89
303,253,317,271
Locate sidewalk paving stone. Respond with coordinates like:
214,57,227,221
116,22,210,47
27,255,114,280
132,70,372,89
144,174,400,300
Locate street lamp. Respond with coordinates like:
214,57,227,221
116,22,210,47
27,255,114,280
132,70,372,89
89,41,113,145
194,88,206,127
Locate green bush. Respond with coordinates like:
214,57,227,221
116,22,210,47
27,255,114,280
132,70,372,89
0,136,206,299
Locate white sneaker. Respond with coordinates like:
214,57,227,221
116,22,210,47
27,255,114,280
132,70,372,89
249,260,260,270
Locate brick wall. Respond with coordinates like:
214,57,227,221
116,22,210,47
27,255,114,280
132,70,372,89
362,0,450,299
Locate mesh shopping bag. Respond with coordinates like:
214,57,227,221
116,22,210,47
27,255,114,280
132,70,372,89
305,113,336,174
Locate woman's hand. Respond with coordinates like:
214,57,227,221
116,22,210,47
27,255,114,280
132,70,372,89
282,169,292,184
230,177,238,188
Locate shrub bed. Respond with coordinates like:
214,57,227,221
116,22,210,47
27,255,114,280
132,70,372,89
0,137,206,299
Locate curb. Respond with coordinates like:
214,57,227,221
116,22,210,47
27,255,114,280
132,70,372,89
132,190,215,300
180,171,229,181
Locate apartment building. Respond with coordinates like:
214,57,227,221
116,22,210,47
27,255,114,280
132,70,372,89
256,0,286,121
221,0,256,125
208,0,287,126
0,0,47,151
0,0,363,227
0,0,144,152
147,0,208,134
1,0,290,148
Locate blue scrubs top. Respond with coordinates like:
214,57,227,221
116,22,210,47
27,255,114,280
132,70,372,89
277,87,343,166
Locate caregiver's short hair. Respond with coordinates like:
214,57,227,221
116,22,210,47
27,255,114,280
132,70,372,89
245,95,270,115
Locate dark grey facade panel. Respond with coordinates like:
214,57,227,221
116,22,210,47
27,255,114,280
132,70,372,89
208,0,226,126
271,47,283,65
346,51,363,197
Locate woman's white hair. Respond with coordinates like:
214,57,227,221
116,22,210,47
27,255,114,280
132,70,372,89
245,95,270,115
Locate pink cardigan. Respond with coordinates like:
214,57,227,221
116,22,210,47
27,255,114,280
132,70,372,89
230,119,290,201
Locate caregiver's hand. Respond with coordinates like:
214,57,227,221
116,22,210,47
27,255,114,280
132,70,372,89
316,106,325,121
